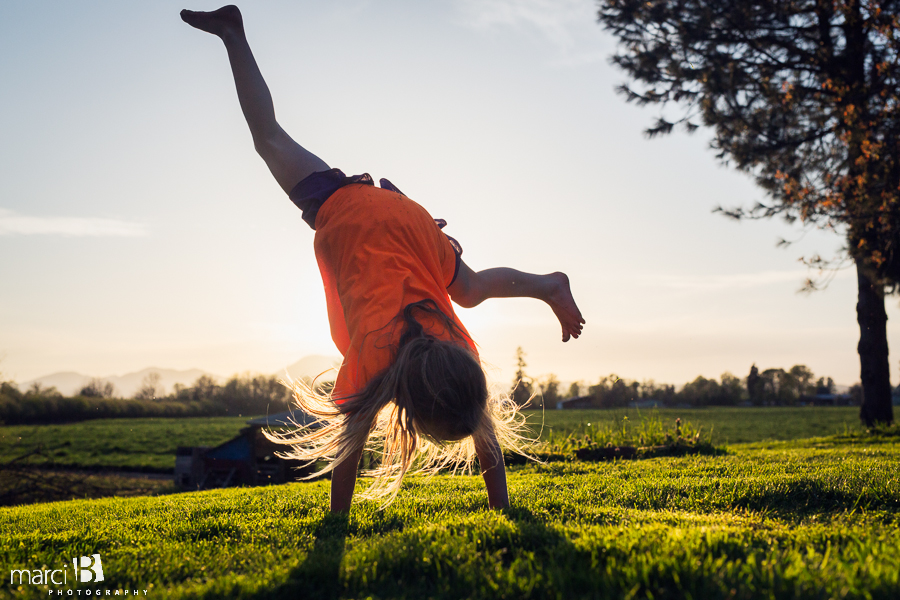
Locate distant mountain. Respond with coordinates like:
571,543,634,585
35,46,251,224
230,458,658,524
19,371,94,398
281,355,341,382
20,367,223,398
109,368,222,398
17,356,343,398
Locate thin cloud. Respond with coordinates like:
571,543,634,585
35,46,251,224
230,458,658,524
456,0,608,65
547,49,609,67
653,269,853,292
0,209,147,237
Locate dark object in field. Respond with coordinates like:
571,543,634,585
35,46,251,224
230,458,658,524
573,443,722,461
504,441,724,466
175,410,320,490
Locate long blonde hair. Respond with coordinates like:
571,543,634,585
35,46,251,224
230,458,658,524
265,300,534,506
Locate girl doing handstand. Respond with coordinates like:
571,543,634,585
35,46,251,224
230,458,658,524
181,5,585,512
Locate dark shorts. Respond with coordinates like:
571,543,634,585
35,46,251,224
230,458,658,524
289,168,463,283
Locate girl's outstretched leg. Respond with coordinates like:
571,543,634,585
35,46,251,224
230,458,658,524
448,261,585,342
181,6,329,193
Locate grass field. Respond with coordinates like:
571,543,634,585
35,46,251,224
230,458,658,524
0,417,251,472
0,407,865,472
1,429,897,599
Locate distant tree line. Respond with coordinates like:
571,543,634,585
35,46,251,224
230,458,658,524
0,349,882,425
511,348,865,409
0,372,300,425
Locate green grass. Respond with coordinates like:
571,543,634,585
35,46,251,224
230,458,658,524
2,433,898,599
0,407,865,473
0,417,251,472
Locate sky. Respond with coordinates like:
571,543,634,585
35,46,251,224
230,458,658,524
1,0,896,391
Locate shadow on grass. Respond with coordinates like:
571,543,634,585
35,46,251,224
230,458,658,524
730,477,900,518
241,500,900,600
504,442,727,466
249,506,579,600
253,511,350,600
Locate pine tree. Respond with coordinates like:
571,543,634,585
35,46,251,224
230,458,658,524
511,346,534,407
599,0,900,425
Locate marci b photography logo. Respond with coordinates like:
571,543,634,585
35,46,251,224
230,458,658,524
9,554,149,596
74,554,104,584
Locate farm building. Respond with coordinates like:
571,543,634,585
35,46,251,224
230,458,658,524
175,410,320,490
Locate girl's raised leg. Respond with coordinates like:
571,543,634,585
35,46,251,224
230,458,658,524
448,261,585,342
181,6,329,193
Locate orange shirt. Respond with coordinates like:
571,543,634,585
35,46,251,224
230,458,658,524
313,184,476,401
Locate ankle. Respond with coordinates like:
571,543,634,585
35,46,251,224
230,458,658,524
542,272,567,300
219,27,243,45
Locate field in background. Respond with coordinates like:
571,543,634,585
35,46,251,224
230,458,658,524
0,417,246,472
0,407,864,472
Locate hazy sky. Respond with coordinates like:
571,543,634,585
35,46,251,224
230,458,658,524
2,0,895,390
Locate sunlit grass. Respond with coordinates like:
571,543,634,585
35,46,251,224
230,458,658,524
1,433,898,599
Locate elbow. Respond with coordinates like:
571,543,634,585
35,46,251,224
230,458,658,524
452,291,484,309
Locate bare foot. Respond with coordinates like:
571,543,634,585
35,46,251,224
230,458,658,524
545,272,585,342
180,5,243,38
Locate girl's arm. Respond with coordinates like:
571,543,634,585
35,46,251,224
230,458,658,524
473,431,509,509
330,446,363,513
448,259,584,342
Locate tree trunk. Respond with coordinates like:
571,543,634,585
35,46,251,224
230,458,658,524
856,258,894,426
